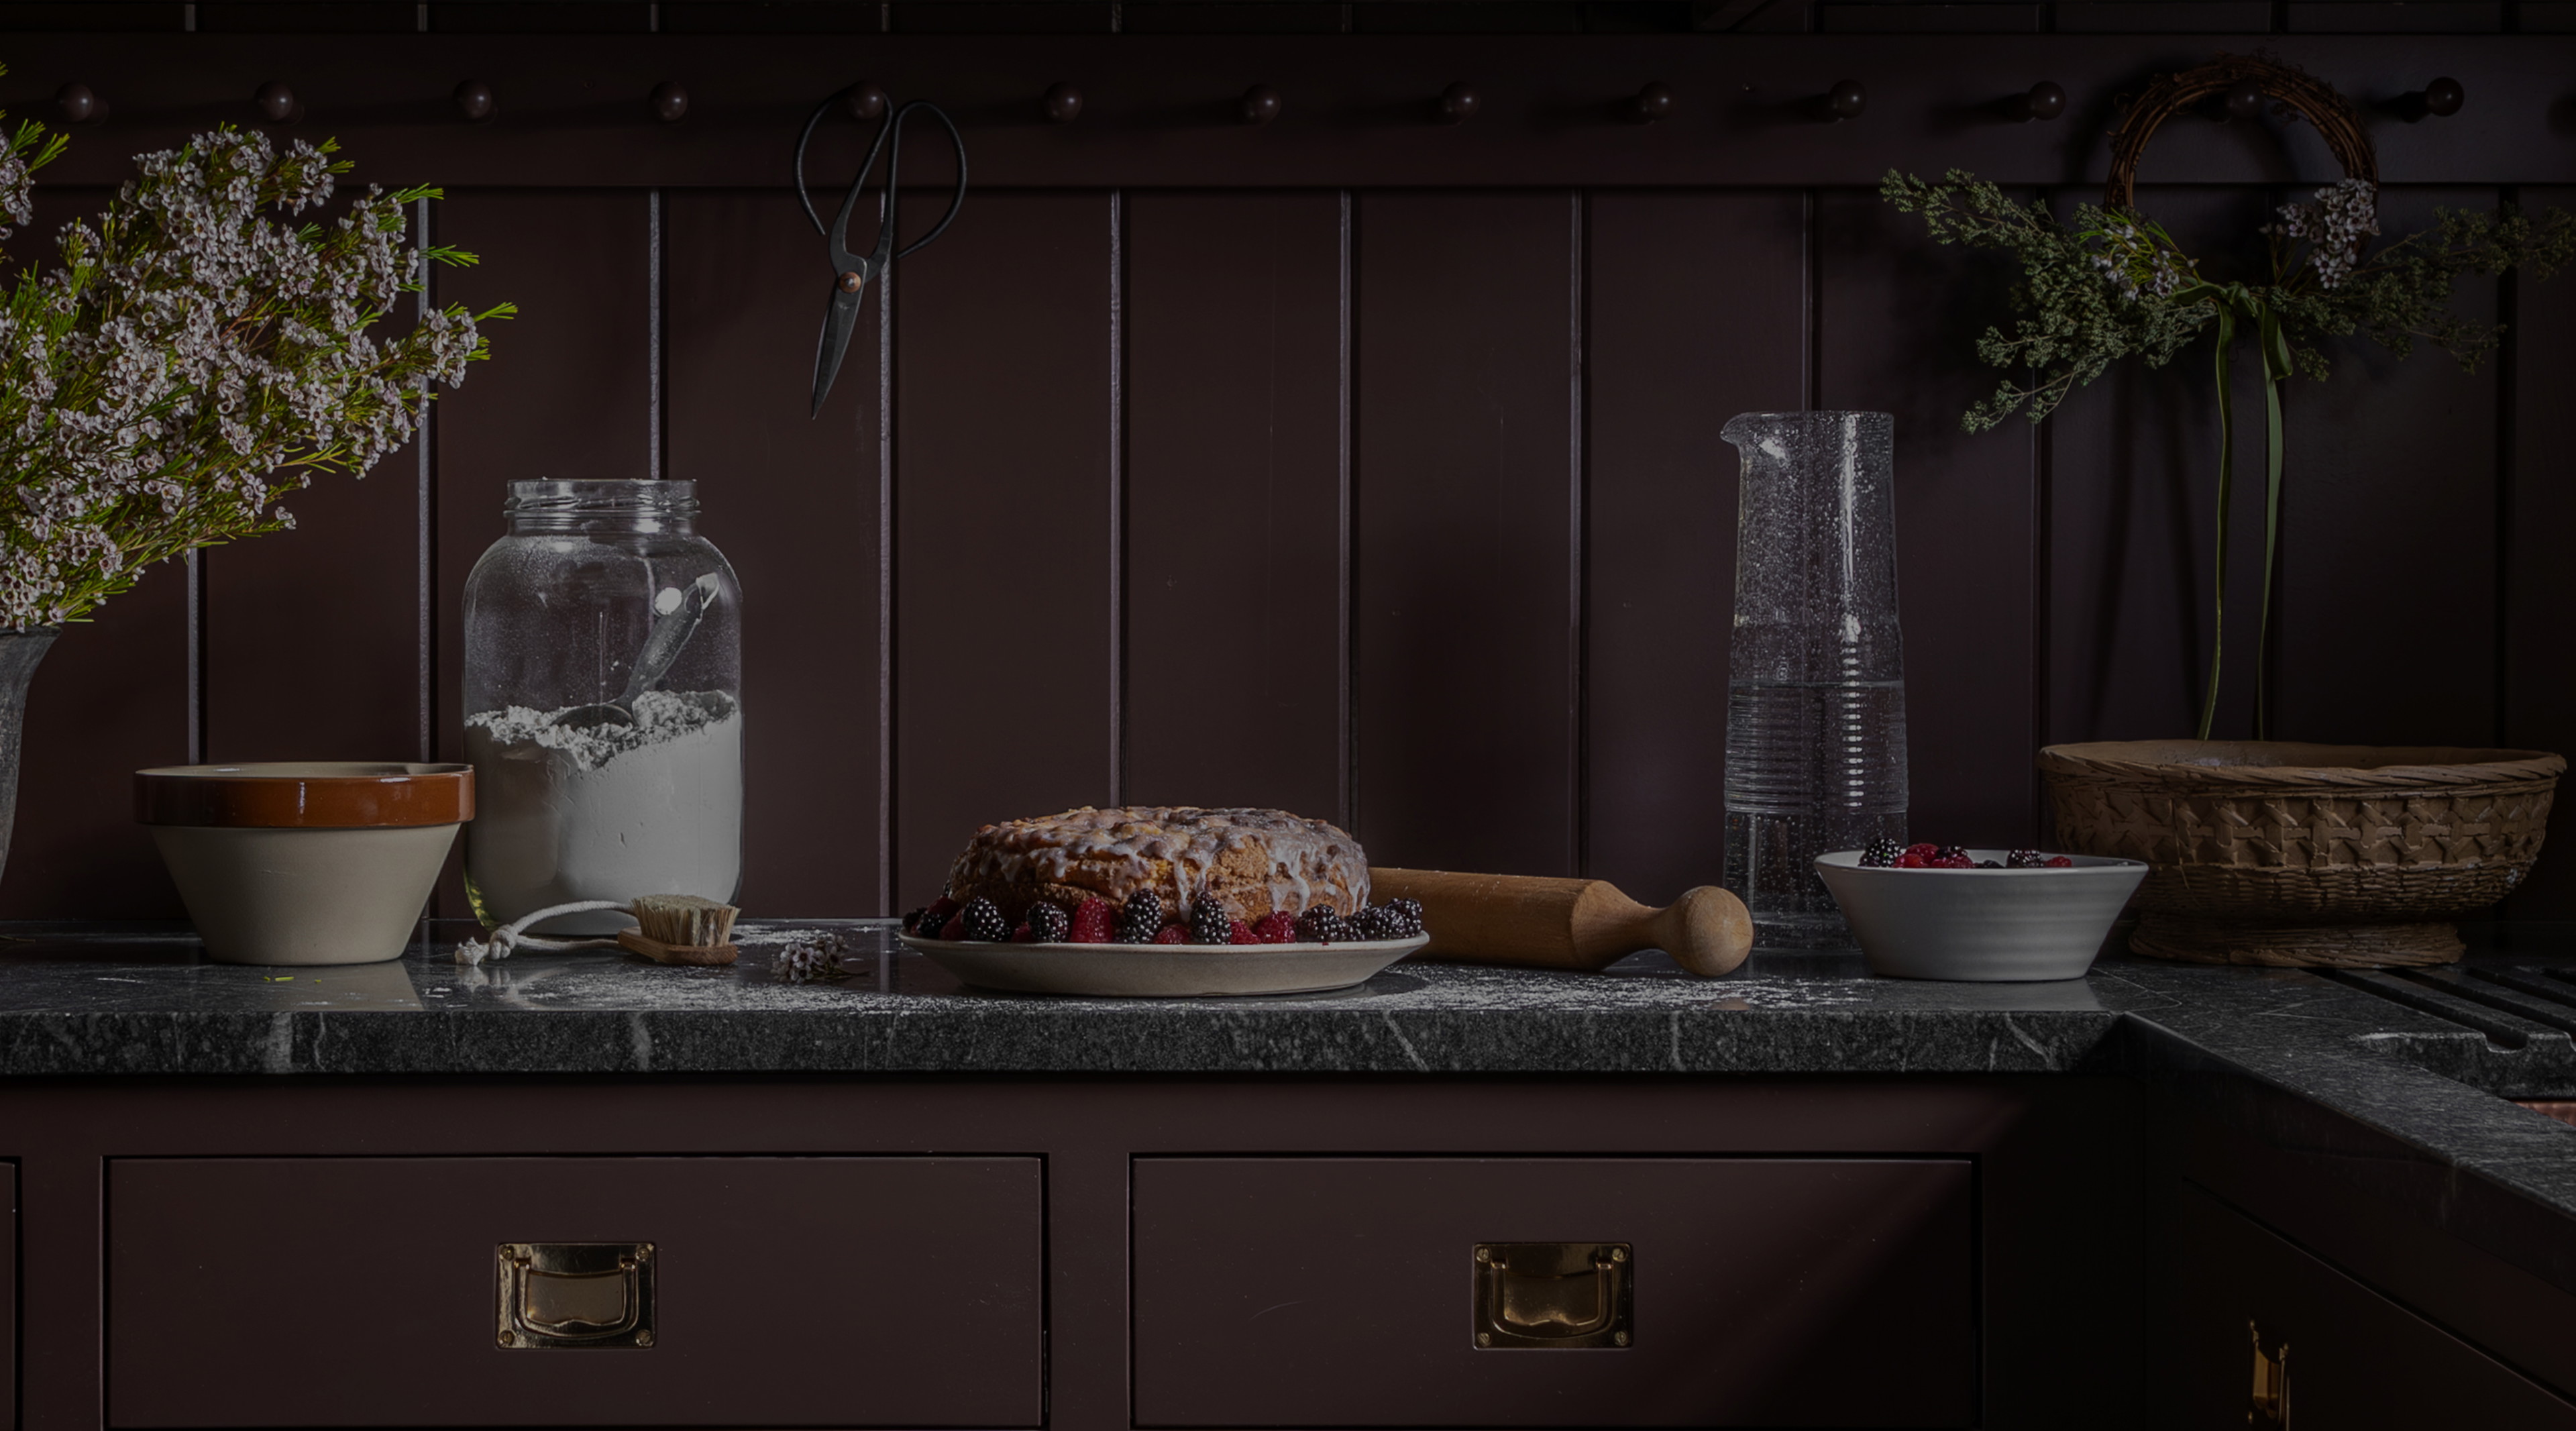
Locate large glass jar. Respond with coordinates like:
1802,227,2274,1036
462,480,743,933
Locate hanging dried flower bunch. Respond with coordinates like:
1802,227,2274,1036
1882,55,2576,739
0,75,511,631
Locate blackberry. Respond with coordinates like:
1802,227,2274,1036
1295,906,1346,945
1024,902,1071,943
2006,849,2047,869
959,896,1011,943
1975,859,2004,869
1114,891,1165,944
1932,845,1969,863
1859,837,1904,868
900,907,927,933
1189,896,1234,947
1354,898,1426,941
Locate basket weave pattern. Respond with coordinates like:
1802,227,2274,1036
2039,743,2564,965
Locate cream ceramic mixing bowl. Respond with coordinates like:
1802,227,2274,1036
1814,849,2148,982
136,762,474,966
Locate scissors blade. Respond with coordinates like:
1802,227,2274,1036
810,281,867,419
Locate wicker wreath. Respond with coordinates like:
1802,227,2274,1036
2104,54,2379,237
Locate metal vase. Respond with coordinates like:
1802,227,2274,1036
0,627,58,890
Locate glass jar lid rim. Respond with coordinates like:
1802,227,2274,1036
505,479,698,511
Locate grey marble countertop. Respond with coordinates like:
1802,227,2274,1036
1,916,2571,1281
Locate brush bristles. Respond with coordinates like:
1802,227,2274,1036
629,894,739,949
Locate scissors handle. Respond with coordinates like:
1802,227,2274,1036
794,88,968,275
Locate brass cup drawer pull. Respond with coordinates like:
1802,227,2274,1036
497,1242,656,1349
1472,1242,1632,1350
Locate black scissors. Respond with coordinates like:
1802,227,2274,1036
795,86,967,418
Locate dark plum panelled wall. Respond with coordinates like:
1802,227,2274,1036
1,1,2571,922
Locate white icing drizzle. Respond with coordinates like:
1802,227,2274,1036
945,806,1369,919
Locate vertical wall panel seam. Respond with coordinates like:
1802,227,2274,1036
2496,183,2520,747
417,194,435,763
878,266,897,914
1339,189,1357,835
1801,189,1817,411
647,189,664,482
1108,189,1126,808
184,552,203,763
2030,411,2053,842
1568,189,1589,879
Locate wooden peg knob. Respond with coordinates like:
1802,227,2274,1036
453,78,495,121
845,82,889,121
253,80,303,125
1043,82,1083,124
1240,83,1281,125
1437,81,1480,124
1623,81,1674,124
1817,78,1865,122
2400,76,2464,121
54,83,105,125
649,80,688,122
2014,80,2065,122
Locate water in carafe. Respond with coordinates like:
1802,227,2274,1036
1719,412,1909,950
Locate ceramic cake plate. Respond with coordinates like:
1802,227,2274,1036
897,933,1429,998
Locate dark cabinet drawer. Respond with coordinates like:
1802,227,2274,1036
1133,1157,1974,1428
2174,1183,2576,1429
107,1157,1041,1428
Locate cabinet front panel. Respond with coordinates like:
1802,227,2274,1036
1133,1157,1975,1428
107,1156,1042,1428
2174,1182,2576,1430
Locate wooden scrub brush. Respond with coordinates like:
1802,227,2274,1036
617,894,741,966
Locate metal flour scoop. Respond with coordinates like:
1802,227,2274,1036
559,572,723,731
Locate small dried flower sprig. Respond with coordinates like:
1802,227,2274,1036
0,99,512,631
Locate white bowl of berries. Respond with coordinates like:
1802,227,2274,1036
1813,843,2149,982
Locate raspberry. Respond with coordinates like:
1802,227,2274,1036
936,913,967,939
1295,906,1346,944
1933,845,1968,862
1010,922,1036,943
1929,853,1975,869
1228,919,1257,945
1902,843,1939,860
1114,891,1165,944
2047,855,2074,868
1068,897,1115,943
1893,851,1929,869
1189,896,1233,947
914,896,960,934
2006,849,2047,869
1859,837,1904,868
1251,911,1298,944
1025,902,1071,943
959,896,1010,943
1152,923,1188,945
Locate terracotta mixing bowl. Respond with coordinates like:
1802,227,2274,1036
135,762,474,966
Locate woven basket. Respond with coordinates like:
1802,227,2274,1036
2039,741,2564,967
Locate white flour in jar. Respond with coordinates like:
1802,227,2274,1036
464,690,743,934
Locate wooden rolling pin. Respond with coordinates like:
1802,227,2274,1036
1368,867,1754,978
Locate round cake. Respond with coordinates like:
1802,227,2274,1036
944,806,1369,924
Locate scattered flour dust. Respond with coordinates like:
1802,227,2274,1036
464,690,743,935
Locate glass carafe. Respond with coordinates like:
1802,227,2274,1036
461,480,743,934
1719,413,1909,950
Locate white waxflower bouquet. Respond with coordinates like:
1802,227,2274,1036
0,89,510,630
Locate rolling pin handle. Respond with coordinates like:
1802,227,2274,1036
1650,886,1754,979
